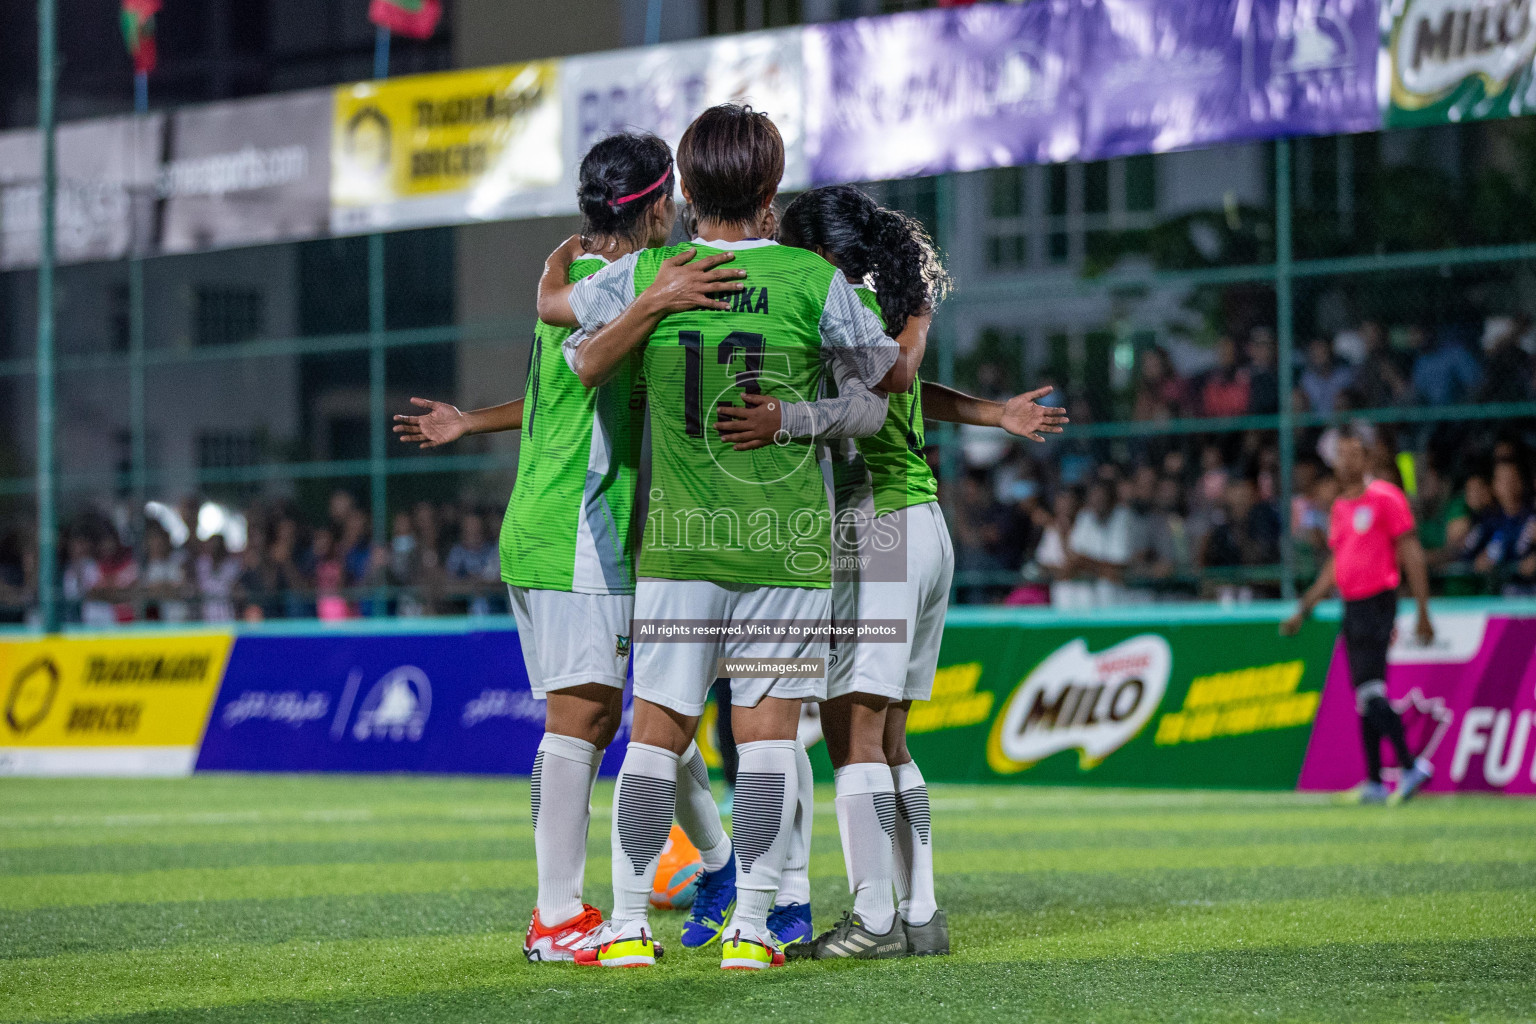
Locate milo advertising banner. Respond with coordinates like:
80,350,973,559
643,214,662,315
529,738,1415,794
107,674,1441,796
905,611,1338,788
1383,0,1536,126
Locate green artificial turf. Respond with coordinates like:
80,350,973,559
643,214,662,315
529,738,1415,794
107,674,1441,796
2,775,1533,1023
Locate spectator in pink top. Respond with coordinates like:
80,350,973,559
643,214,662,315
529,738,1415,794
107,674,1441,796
1282,427,1435,805
1198,336,1251,419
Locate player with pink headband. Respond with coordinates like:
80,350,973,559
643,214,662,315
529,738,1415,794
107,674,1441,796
394,131,748,962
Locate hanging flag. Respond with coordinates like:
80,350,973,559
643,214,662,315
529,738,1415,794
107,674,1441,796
120,0,161,75
368,0,442,40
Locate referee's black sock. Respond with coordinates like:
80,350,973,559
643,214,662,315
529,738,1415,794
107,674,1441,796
1357,713,1384,784
1363,694,1416,773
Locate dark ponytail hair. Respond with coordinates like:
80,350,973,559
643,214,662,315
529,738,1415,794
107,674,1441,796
576,132,674,247
778,185,951,337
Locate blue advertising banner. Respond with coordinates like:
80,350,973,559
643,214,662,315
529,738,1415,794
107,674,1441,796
195,630,630,775
803,1,1083,184
1079,0,1380,159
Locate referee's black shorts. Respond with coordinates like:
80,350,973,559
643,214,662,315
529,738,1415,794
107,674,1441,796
1341,588,1397,690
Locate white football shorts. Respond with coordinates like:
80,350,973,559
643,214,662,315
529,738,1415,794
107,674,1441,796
631,578,832,717
828,499,955,703
507,585,633,698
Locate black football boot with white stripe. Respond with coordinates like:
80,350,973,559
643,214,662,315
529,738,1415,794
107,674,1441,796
786,911,908,961
904,909,950,956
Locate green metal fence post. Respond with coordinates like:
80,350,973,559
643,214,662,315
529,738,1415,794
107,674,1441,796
36,0,59,632
367,27,391,616
368,232,387,614
1275,139,1297,601
129,73,149,555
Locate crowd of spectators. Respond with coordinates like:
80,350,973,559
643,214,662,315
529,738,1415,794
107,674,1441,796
0,490,507,625
1123,316,1533,423
947,421,1536,607
945,311,1536,605
0,315,1533,620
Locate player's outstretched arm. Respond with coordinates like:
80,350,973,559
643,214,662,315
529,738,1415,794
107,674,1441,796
921,382,1068,442
1280,556,1335,636
393,396,523,448
1396,532,1435,645
568,248,746,388
878,312,931,393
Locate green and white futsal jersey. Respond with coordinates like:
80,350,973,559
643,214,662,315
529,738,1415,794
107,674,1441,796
851,285,939,517
571,240,896,588
500,255,645,594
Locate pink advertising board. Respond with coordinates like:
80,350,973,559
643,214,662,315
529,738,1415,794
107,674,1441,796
1299,612,1536,795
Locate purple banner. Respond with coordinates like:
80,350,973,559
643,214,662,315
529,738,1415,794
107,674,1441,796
802,1,1380,185
194,630,630,776
804,1,1082,184
1298,612,1536,796
1081,0,1379,159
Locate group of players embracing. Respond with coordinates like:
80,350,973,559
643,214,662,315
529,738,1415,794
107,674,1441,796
394,103,1066,970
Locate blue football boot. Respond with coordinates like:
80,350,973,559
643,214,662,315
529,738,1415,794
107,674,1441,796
681,851,736,948
768,902,814,947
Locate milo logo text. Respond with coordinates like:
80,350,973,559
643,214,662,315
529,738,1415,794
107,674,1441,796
988,635,1171,774
1394,0,1536,106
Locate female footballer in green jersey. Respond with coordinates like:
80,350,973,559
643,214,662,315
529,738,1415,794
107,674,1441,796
729,185,1067,960
542,105,900,970
392,131,748,963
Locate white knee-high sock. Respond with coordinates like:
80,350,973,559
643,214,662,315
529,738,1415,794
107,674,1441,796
776,739,815,907
729,739,799,931
891,758,936,926
833,762,897,934
610,742,679,927
675,741,732,871
532,732,598,925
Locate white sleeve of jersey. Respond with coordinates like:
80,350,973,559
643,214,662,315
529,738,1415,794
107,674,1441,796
560,327,591,374
777,358,890,440
817,274,900,388
569,251,641,333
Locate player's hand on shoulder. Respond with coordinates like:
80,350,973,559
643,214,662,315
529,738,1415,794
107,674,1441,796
645,248,746,315
713,392,782,450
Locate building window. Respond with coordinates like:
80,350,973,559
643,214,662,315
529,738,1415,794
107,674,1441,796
1126,154,1157,212
195,287,264,347
110,283,130,353
987,155,1163,273
985,167,1027,270
1047,164,1070,217
988,166,1024,218
198,431,265,470
884,176,939,238
1083,161,1110,215
705,0,801,34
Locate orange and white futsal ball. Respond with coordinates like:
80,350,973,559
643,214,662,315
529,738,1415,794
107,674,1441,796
650,824,704,910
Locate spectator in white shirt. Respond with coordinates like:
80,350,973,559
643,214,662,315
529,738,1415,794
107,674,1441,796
141,526,190,622
1069,480,1136,607
196,535,242,622
62,533,107,626
1035,488,1090,609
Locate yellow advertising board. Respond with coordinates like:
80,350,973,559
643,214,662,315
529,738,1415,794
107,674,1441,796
330,62,562,232
0,633,232,775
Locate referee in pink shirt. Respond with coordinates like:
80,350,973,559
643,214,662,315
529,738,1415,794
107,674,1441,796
1283,427,1436,805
